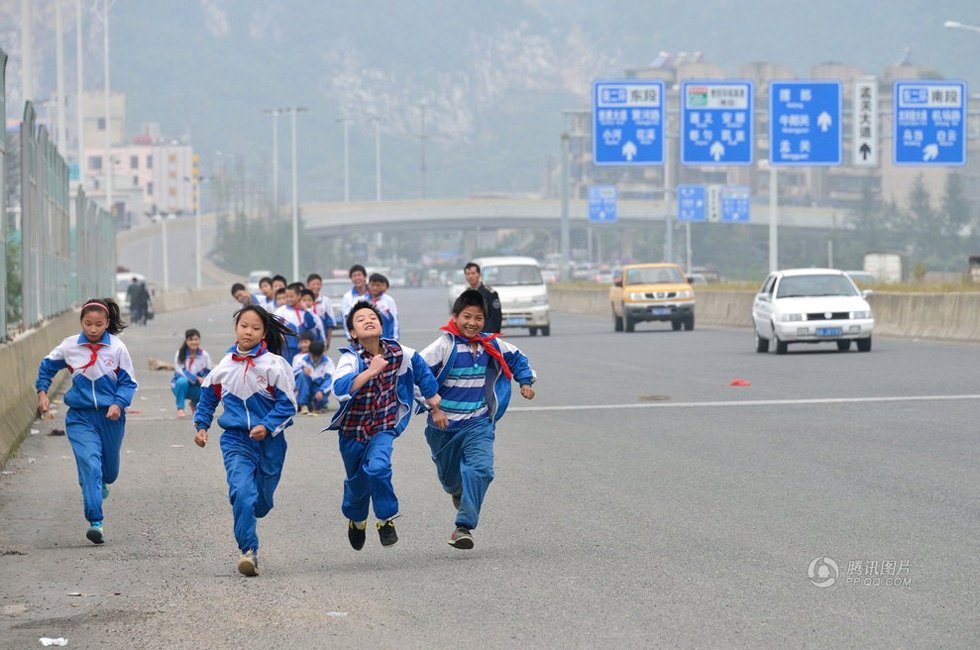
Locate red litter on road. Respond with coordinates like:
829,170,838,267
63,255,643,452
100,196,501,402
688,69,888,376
729,379,751,387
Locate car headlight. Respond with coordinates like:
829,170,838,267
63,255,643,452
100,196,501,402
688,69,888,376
780,313,804,322
676,290,691,299
628,292,647,301
532,295,548,305
851,310,871,319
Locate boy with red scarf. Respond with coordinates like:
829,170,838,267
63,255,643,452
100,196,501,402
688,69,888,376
420,289,536,549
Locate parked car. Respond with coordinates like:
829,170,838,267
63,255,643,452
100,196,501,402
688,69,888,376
320,278,351,329
471,256,550,336
247,269,272,294
752,268,874,354
610,263,695,332
446,269,469,313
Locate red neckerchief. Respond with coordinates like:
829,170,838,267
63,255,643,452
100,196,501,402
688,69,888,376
79,342,104,372
184,349,197,372
232,341,266,380
440,319,512,380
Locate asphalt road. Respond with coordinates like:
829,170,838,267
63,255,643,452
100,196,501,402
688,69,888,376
1,288,978,648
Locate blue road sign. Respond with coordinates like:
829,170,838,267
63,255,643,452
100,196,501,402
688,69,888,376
681,80,754,165
592,80,664,165
893,80,967,166
720,186,751,223
677,185,706,222
588,185,617,223
769,81,842,166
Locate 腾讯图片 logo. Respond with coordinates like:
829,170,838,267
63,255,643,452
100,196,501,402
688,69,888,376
808,556,839,588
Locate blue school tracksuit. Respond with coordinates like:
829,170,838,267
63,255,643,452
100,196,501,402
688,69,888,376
35,331,139,525
371,293,400,340
419,333,535,531
194,342,296,555
326,340,439,523
171,348,212,410
274,305,320,364
291,352,335,411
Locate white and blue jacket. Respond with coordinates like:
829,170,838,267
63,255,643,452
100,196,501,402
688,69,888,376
325,340,439,435
291,352,336,394
419,333,535,424
36,331,139,410
275,305,322,350
371,293,400,340
193,342,297,436
339,287,371,338
171,348,213,388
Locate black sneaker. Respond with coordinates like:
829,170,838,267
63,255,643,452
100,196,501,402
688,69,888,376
448,526,474,550
348,520,366,551
377,519,398,547
451,493,461,510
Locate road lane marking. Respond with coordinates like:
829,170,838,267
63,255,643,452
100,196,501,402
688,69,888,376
509,394,980,412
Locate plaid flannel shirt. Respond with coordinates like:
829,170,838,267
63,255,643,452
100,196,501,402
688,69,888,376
338,341,402,442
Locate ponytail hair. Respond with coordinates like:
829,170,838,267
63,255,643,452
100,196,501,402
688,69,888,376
233,304,292,356
80,297,126,335
178,328,201,364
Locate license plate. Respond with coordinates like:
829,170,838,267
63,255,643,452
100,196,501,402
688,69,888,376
816,327,842,336
507,318,526,326
651,307,670,316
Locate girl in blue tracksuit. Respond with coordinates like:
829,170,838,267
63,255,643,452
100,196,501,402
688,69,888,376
420,289,536,550
171,328,212,418
326,301,445,551
193,305,296,577
35,298,138,545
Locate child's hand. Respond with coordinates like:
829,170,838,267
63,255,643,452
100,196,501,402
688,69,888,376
315,391,324,401
520,384,535,400
37,391,49,414
304,367,313,376
430,406,449,429
369,355,388,377
249,424,268,441
106,404,122,420
195,429,208,447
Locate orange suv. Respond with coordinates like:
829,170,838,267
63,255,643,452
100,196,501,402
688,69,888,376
609,263,695,332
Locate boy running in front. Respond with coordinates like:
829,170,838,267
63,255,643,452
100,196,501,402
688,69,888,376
420,289,536,549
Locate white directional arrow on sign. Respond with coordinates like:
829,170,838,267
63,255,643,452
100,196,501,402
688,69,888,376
622,141,638,161
922,143,939,161
710,141,725,162
817,111,833,132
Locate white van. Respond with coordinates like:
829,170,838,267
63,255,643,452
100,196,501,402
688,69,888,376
471,256,550,336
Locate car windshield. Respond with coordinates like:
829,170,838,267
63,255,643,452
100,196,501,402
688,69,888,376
321,280,351,298
776,274,858,298
483,265,543,286
626,267,684,285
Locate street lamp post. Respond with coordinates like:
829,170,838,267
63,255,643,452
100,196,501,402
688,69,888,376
103,0,112,212
372,117,382,201
263,108,282,217
286,107,308,281
76,0,85,188
337,118,351,202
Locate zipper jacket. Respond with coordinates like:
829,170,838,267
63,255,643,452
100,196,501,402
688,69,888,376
325,340,438,435
292,352,336,394
171,348,213,388
419,332,535,424
275,304,322,350
36,331,139,410
194,342,297,436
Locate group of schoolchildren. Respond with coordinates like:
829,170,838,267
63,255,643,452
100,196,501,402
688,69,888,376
35,262,536,578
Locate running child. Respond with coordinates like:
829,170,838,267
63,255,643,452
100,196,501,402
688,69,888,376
172,328,212,418
193,305,297,577
35,298,139,545
327,302,446,550
419,288,536,550
294,339,335,415
368,273,400,340
275,282,321,363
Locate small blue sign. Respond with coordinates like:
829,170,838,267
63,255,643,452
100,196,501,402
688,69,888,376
592,80,664,165
769,81,842,166
588,185,617,223
893,80,966,166
680,80,754,165
721,186,751,223
677,185,706,222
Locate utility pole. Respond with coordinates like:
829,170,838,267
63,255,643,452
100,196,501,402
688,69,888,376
286,107,308,280
373,117,382,201
263,108,281,217
337,117,351,202
76,0,85,188
55,1,67,154
103,0,112,212
417,103,428,199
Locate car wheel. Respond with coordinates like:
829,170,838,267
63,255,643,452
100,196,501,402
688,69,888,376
540,325,551,336
613,308,623,332
529,327,538,337
671,319,682,331
856,337,872,352
683,315,695,331
625,314,635,332
755,329,769,353
836,340,851,351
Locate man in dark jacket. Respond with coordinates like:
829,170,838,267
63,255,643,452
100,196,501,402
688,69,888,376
463,262,502,333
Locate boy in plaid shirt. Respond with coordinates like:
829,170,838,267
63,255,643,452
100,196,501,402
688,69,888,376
326,302,446,549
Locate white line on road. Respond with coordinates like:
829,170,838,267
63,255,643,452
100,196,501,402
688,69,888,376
508,394,980,412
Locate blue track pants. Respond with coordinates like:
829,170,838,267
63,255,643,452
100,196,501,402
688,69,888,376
65,408,126,524
172,377,201,410
219,429,287,554
338,431,398,522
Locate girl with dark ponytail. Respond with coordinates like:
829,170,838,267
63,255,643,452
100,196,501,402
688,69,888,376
191,303,297,576
172,328,212,418
35,297,139,545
